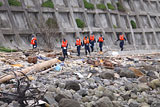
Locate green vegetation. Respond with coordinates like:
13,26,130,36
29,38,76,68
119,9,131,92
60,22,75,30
130,20,136,29
46,18,58,28
0,2,3,7
116,2,125,12
96,4,106,10
41,0,54,8
8,0,21,6
113,25,117,28
76,19,85,28
107,3,115,10
83,0,94,10
0,47,17,52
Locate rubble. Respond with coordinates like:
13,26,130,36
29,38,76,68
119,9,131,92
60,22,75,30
0,50,160,106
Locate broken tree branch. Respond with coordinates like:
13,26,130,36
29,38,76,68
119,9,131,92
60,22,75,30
0,58,58,83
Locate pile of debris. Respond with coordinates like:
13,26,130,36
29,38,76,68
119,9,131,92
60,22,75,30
1,50,160,107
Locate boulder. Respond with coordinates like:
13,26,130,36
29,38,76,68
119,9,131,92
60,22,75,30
65,81,80,91
95,97,113,107
119,68,136,78
59,98,80,107
149,79,160,89
138,83,150,92
55,94,68,103
100,70,114,79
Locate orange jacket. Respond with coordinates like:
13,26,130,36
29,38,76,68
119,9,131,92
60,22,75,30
90,35,95,41
76,39,81,46
62,40,68,47
30,37,37,45
119,35,124,40
83,37,89,44
98,37,104,42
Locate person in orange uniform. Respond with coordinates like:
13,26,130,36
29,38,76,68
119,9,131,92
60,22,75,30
61,38,68,58
75,37,82,56
116,33,126,51
83,36,90,55
89,33,96,52
30,34,37,49
98,35,104,52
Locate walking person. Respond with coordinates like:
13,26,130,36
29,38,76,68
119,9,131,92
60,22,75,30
116,33,126,51
61,38,68,59
30,34,37,49
89,33,96,52
75,37,82,56
98,35,104,52
83,36,90,55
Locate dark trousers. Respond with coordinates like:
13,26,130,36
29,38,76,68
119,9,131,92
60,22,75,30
120,41,124,51
90,41,94,52
99,42,103,52
77,46,81,56
85,44,90,55
90,45,94,52
62,49,68,58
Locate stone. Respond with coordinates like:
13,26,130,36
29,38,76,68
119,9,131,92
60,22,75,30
128,99,139,107
47,85,56,92
138,83,150,92
147,71,158,79
151,102,160,107
44,92,57,105
8,101,20,107
28,56,37,64
149,79,160,89
55,94,68,103
95,97,113,107
119,68,136,78
138,76,148,83
136,95,145,103
100,70,114,79
112,101,121,107
77,89,88,97
103,89,115,101
65,81,80,91
129,67,144,77
95,91,103,98
140,103,150,107
59,98,81,107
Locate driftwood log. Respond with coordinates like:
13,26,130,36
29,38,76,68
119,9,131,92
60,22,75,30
0,58,58,83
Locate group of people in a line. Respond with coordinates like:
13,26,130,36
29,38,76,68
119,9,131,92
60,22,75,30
30,33,126,59
61,33,105,58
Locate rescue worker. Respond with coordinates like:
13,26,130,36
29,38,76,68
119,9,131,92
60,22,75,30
75,37,82,56
61,38,68,59
116,33,126,51
30,34,37,49
98,35,104,52
83,36,90,55
89,33,96,52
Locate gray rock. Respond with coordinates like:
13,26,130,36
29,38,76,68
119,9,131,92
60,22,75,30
77,89,88,97
8,101,20,107
59,98,80,107
138,83,150,92
0,101,5,106
95,97,113,107
100,71,114,79
138,76,148,83
103,89,115,101
119,68,136,78
112,101,121,107
151,102,160,107
147,71,158,79
55,94,68,103
128,99,139,107
44,92,58,105
149,79,160,89
65,81,80,91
